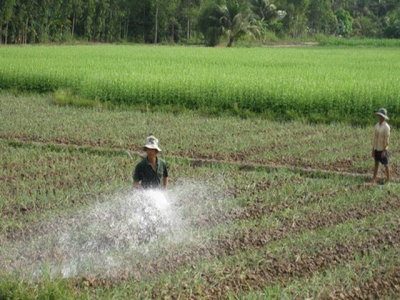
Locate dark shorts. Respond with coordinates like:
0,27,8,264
374,150,389,165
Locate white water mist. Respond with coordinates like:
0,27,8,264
0,180,230,280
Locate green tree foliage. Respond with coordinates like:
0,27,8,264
307,0,337,35
153,0,180,43
384,8,400,38
249,0,277,22
179,0,203,42
0,0,16,44
249,0,278,41
0,0,399,45
353,14,382,37
335,8,353,36
212,0,259,47
276,0,310,37
197,0,224,46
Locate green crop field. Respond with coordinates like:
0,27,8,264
0,45,400,126
1,91,399,299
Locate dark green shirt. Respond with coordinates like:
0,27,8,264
133,157,168,189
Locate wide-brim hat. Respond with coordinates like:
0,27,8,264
375,108,389,120
143,135,162,152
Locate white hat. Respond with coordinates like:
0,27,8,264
143,135,162,152
375,108,389,120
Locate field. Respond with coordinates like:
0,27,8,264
318,38,400,47
1,45,400,126
1,90,399,299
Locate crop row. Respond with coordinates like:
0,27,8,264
1,45,400,125
2,120,400,298
1,138,399,298
2,93,398,179
2,91,400,298
4,138,396,230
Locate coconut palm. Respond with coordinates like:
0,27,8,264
384,9,400,38
249,0,277,21
210,0,259,47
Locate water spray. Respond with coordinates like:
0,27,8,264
0,179,231,280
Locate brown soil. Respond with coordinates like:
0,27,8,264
4,136,400,298
72,225,400,299
5,136,397,181
323,267,400,300
67,198,400,299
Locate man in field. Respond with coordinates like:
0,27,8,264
371,108,390,186
133,135,169,190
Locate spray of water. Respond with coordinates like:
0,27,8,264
0,180,231,280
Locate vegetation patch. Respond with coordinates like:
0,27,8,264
1,93,399,298
1,45,400,126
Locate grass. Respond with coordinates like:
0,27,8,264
1,91,399,298
236,245,399,299
319,37,400,47
2,92,398,179
1,45,400,125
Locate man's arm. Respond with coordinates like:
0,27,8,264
382,127,390,158
372,125,377,157
385,126,390,150
163,176,169,190
133,162,142,189
162,160,169,190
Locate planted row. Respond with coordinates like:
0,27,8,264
2,93,396,178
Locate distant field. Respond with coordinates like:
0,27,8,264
0,45,400,126
1,93,399,299
319,37,400,47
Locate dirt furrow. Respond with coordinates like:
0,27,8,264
323,266,400,300
226,183,373,224
1,137,383,181
204,198,400,258
197,230,400,299
77,226,400,300
74,201,400,291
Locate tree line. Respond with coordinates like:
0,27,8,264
0,0,399,46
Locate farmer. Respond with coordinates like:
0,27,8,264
371,108,391,185
133,135,169,190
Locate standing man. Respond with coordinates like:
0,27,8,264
133,135,169,190
371,108,391,185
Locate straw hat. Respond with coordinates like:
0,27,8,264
143,135,162,152
375,108,389,120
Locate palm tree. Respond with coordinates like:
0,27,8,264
211,0,259,47
249,0,277,21
384,9,400,38
248,0,278,42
